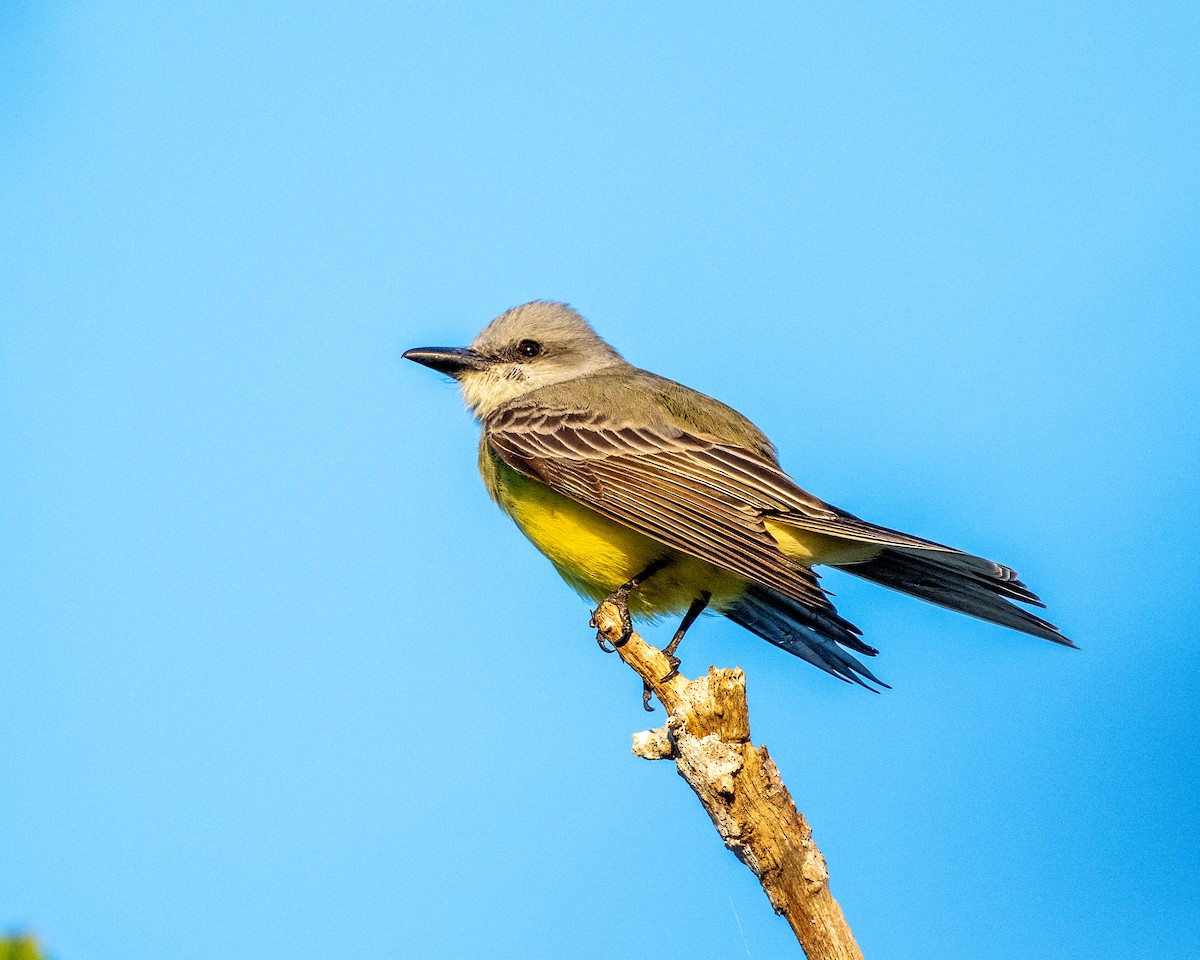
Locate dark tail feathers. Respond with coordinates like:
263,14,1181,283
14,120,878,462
725,585,890,691
835,548,1074,647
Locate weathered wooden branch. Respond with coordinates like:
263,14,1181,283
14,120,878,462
593,601,864,960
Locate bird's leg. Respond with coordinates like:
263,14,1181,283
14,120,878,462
662,591,711,679
641,591,711,711
592,556,671,653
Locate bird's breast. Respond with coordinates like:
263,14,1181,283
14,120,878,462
479,442,744,616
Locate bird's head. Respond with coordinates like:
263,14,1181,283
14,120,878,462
404,301,625,417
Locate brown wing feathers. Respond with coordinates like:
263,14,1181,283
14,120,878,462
488,410,821,598
486,405,865,648
486,402,1070,677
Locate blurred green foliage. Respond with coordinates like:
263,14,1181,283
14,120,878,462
0,936,43,960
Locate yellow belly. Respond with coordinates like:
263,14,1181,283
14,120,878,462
480,447,745,618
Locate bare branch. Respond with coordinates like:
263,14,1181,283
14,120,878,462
593,601,864,960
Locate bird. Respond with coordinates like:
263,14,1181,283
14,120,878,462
404,300,1072,695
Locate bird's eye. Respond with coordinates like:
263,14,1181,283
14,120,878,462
517,339,542,358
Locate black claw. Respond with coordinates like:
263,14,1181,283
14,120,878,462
589,612,618,652
612,612,634,647
592,592,634,650
593,566,653,652
589,558,674,710
659,653,682,684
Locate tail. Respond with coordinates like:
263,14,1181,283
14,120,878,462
725,585,890,691
834,547,1075,647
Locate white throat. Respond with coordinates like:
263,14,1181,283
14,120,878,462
458,356,623,419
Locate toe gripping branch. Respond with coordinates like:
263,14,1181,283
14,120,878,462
590,556,671,653
588,556,712,713
641,591,711,711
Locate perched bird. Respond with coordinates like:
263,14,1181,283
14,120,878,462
405,301,1071,693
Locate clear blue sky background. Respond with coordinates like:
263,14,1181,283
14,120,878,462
3,3,1198,958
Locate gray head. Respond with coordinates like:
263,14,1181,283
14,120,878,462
404,301,626,416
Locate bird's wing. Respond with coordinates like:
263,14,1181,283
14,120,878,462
484,402,857,629
485,400,1070,659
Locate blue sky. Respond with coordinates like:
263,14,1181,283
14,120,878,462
2,2,1198,958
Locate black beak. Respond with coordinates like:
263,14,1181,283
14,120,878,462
402,346,489,377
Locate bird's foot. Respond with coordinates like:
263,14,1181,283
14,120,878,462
656,591,707,683
589,610,617,653
592,585,635,652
